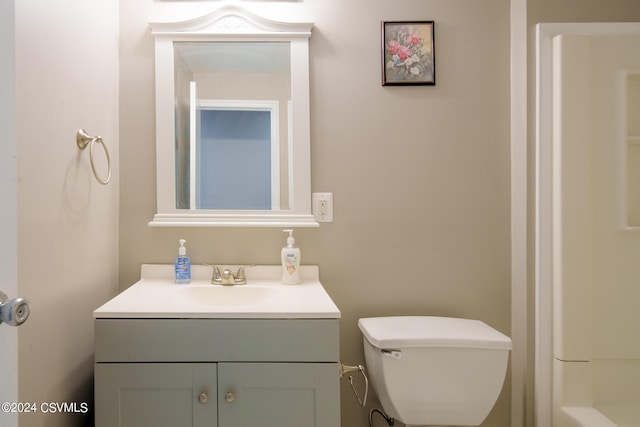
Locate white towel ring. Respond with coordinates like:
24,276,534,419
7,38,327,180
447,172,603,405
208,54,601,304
76,129,111,185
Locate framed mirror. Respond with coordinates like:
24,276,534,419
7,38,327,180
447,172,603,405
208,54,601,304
149,6,317,227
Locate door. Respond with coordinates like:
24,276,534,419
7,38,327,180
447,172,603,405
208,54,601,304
95,363,218,427
218,363,340,427
0,1,18,426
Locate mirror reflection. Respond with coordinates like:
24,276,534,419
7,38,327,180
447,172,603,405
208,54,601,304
173,41,292,210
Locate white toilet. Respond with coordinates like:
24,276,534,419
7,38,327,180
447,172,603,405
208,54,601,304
358,316,511,426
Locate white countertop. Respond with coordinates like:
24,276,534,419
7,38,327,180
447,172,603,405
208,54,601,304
94,264,341,319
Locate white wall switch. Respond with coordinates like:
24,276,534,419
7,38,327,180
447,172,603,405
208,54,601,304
312,192,333,222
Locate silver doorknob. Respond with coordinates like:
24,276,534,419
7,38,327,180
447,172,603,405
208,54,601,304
198,392,208,404
0,291,30,327
224,392,236,404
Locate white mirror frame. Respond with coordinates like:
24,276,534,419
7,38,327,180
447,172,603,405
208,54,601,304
149,5,317,227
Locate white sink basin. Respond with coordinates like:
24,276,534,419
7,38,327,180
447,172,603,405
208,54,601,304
173,285,276,306
93,264,341,319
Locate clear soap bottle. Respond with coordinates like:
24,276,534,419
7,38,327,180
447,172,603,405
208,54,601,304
175,239,191,284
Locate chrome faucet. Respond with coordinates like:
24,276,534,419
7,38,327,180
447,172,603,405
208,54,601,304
211,266,246,285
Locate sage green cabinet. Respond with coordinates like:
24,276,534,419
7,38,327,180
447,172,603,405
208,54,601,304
94,319,340,427
95,363,217,427
218,363,339,426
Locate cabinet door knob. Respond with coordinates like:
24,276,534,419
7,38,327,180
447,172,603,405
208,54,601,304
198,392,208,404
224,392,236,404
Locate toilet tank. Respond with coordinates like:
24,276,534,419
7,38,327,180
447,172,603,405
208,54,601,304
358,316,512,426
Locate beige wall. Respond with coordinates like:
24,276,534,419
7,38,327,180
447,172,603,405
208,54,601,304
15,1,120,426
120,1,512,426
529,0,640,23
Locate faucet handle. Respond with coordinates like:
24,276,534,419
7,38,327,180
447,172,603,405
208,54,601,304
211,266,222,284
235,266,246,285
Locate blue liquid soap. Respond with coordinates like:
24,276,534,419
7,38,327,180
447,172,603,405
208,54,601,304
175,239,191,284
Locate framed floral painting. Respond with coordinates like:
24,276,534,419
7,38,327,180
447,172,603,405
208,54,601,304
382,21,435,86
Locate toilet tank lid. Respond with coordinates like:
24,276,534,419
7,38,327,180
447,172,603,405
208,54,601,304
358,316,512,350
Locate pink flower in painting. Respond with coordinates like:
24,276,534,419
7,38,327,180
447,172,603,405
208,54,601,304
397,45,411,61
406,33,421,46
387,40,400,55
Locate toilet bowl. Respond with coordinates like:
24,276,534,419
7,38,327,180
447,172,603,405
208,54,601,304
358,316,511,426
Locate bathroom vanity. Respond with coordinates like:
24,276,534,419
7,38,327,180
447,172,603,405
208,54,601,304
93,265,341,427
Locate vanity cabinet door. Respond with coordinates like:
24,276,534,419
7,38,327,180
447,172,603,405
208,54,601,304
218,362,340,427
95,363,218,427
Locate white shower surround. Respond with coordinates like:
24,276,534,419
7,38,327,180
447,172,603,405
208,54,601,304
536,22,640,427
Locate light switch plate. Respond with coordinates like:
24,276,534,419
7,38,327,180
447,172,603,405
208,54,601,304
312,192,333,222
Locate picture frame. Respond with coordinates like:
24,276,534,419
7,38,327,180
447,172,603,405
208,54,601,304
382,21,435,86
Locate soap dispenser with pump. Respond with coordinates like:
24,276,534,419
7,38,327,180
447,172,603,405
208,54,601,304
281,229,301,285
175,239,191,284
